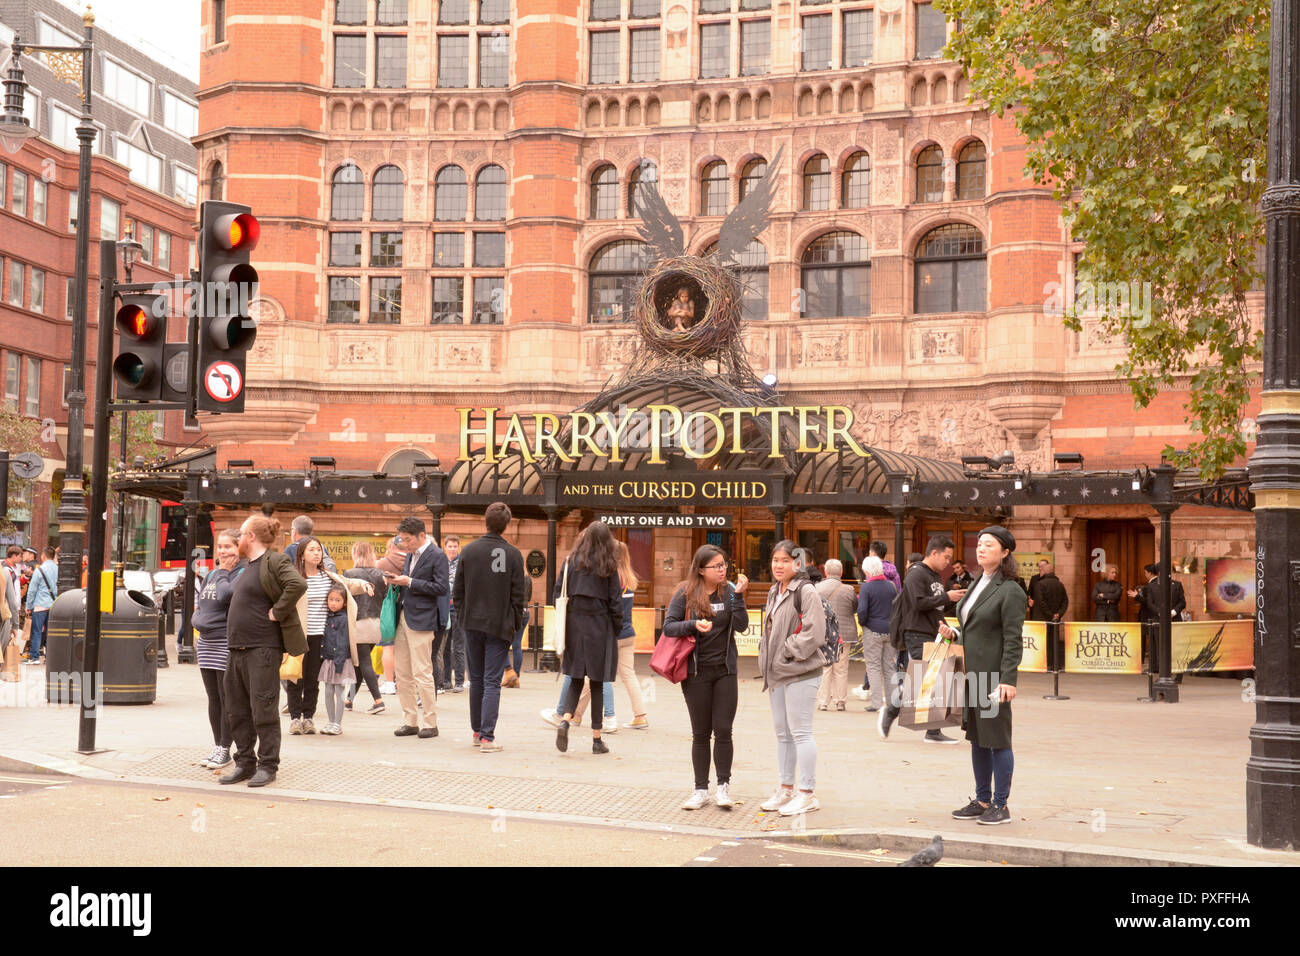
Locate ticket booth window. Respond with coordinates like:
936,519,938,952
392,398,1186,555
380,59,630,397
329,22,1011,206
743,529,775,585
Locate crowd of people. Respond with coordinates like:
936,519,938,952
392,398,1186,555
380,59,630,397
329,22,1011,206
176,500,1027,825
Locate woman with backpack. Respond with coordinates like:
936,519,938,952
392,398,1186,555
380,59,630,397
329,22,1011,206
661,545,749,810
756,539,827,817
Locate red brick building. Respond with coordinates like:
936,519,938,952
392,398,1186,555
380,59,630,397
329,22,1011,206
194,0,1260,617
0,0,200,558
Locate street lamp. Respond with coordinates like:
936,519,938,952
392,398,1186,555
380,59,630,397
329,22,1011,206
113,225,144,566
1,9,98,595
1247,0,1300,849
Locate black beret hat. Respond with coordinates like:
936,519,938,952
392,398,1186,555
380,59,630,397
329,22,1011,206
978,525,1016,552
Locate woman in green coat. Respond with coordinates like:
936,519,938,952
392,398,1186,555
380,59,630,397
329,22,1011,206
939,525,1026,826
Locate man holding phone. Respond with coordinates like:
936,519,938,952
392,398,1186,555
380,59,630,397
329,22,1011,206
388,516,449,739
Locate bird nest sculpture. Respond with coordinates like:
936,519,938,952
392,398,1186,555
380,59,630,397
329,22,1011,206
634,255,742,359
614,147,783,393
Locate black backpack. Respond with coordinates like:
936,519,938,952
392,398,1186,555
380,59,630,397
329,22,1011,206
792,583,841,665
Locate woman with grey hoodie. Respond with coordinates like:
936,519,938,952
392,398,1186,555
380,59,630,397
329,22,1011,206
757,539,827,817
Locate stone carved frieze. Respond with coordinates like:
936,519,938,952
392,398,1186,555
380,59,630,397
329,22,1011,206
846,401,1051,472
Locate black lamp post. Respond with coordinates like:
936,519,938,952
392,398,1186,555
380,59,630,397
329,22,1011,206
1247,0,1300,849
0,9,97,595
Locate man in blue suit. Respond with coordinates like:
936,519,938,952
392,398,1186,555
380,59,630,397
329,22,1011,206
387,516,448,738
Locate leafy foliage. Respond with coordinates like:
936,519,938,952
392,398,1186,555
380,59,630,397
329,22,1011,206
939,0,1269,478
0,407,43,536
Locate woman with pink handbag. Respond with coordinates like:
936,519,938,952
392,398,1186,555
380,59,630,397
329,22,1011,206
661,545,749,811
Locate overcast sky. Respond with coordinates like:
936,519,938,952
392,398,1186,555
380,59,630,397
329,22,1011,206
57,0,200,82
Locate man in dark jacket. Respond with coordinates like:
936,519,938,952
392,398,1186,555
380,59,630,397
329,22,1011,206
221,515,307,788
1129,563,1187,668
388,516,449,738
881,535,966,744
452,503,526,752
436,535,465,692
944,560,974,616
1028,560,1068,622
1091,564,1123,622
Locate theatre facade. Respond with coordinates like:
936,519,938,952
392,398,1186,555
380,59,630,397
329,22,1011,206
187,0,1261,620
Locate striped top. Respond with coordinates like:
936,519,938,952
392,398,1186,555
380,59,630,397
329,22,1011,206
305,571,333,637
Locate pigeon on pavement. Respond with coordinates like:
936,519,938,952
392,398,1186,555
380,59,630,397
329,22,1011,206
898,835,944,867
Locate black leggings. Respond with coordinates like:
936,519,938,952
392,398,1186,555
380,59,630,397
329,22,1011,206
681,664,737,790
200,667,232,748
563,677,604,731
285,635,322,719
347,642,382,703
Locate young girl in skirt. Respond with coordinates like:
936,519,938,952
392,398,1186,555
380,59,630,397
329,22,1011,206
319,586,357,735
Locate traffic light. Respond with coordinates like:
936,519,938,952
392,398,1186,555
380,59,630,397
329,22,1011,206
111,293,168,400
197,200,259,412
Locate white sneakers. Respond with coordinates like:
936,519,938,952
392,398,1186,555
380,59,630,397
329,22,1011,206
759,786,820,816
379,681,396,695
681,789,709,810
681,783,735,810
779,791,820,817
760,787,795,812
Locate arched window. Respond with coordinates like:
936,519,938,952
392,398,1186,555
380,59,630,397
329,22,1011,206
382,448,435,476
331,164,363,220
372,165,404,221
956,141,986,200
705,239,769,321
590,164,618,219
802,154,830,210
588,239,651,322
207,161,224,202
475,164,506,221
801,231,870,318
628,160,658,216
739,157,767,201
914,223,985,313
434,165,467,220
700,160,728,216
842,151,870,208
916,145,943,203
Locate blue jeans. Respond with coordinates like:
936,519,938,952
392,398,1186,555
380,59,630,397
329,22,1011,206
554,675,614,718
971,744,1014,807
465,629,509,741
28,609,49,658
510,623,524,674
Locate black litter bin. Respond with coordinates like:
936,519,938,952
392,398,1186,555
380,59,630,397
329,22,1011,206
44,588,159,705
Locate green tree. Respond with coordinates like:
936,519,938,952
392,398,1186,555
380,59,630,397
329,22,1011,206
938,0,1269,478
107,410,163,471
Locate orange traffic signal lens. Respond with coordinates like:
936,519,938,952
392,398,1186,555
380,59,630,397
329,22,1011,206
229,219,243,246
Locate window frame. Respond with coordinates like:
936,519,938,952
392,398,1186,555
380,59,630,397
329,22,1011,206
800,231,872,319
700,160,728,216
913,223,987,314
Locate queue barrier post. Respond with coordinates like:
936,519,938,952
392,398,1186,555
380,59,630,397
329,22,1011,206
1042,620,1069,700
1137,622,1158,702
525,602,545,672
155,589,169,669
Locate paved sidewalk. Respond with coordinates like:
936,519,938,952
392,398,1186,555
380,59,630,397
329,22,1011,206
2,646,1296,866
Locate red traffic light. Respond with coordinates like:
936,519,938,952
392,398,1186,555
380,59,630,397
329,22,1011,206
115,302,161,338
212,212,260,252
